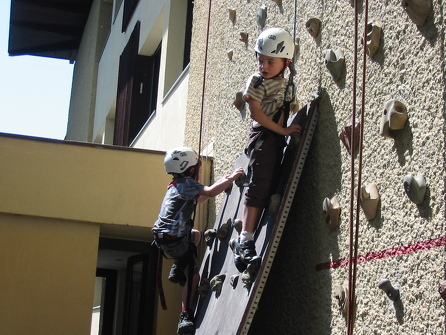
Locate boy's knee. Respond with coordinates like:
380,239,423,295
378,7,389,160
191,229,201,246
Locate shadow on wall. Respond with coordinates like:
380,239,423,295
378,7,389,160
249,90,342,334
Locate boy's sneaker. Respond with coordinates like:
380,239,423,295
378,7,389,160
177,311,195,334
232,254,247,272
230,237,257,264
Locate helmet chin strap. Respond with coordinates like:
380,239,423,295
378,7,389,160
254,59,291,88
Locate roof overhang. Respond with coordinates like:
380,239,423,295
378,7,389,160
8,0,93,62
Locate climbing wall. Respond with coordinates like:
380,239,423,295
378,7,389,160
194,95,320,335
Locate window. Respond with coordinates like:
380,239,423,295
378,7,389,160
182,0,194,69
122,253,157,335
114,22,161,146
122,0,140,32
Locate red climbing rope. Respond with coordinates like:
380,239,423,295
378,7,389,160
347,0,369,333
198,0,212,158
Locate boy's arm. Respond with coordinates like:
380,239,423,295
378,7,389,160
197,167,245,203
247,98,301,136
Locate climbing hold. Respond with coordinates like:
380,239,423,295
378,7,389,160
210,274,226,295
235,173,246,188
401,0,431,26
339,116,360,155
334,284,349,313
380,99,408,138
293,38,300,60
227,49,234,61
325,47,345,82
224,182,233,194
403,173,426,205
438,280,446,300
378,278,400,302
204,229,217,247
356,183,380,220
256,5,267,30
230,274,239,288
232,219,243,234
272,0,282,6
228,8,236,24
241,256,262,289
198,278,210,298
233,91,246,113
323,196,341,231
364,21,382,58
217,219,232,240
306,18,321,38
267,193,281,216
240,32,249,44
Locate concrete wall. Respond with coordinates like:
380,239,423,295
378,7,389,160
187,0,446,333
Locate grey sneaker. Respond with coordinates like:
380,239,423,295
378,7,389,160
229,237,257,264
177,311,195,334
230,238,246,271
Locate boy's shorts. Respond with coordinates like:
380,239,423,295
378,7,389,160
159,234,200,274
244,127,284,208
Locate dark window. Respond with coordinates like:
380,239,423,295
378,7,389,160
122,0,140,32
122,251,157,335
96,269,118,335
114,21,161,146
183,0,194,69
128,44,161,143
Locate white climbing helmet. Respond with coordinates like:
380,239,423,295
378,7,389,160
164,147,199,174
254,27,295,59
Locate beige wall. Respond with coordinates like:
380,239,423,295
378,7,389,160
187,0,446,333
0,135,169,235
0,214,99,335
0,135,168,332
0,134,212,334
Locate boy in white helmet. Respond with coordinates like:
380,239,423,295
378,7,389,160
153,147,244,334
230,27,301,268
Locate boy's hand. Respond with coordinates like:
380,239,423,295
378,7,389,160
229,167,245,181
281,124,301,136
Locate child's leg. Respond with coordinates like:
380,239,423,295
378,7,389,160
182,272,200,312
229,205,262,264
191,229,201,246
240,205,262,242
181,230,201,313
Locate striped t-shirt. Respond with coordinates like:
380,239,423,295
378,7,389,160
243,73,287,121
